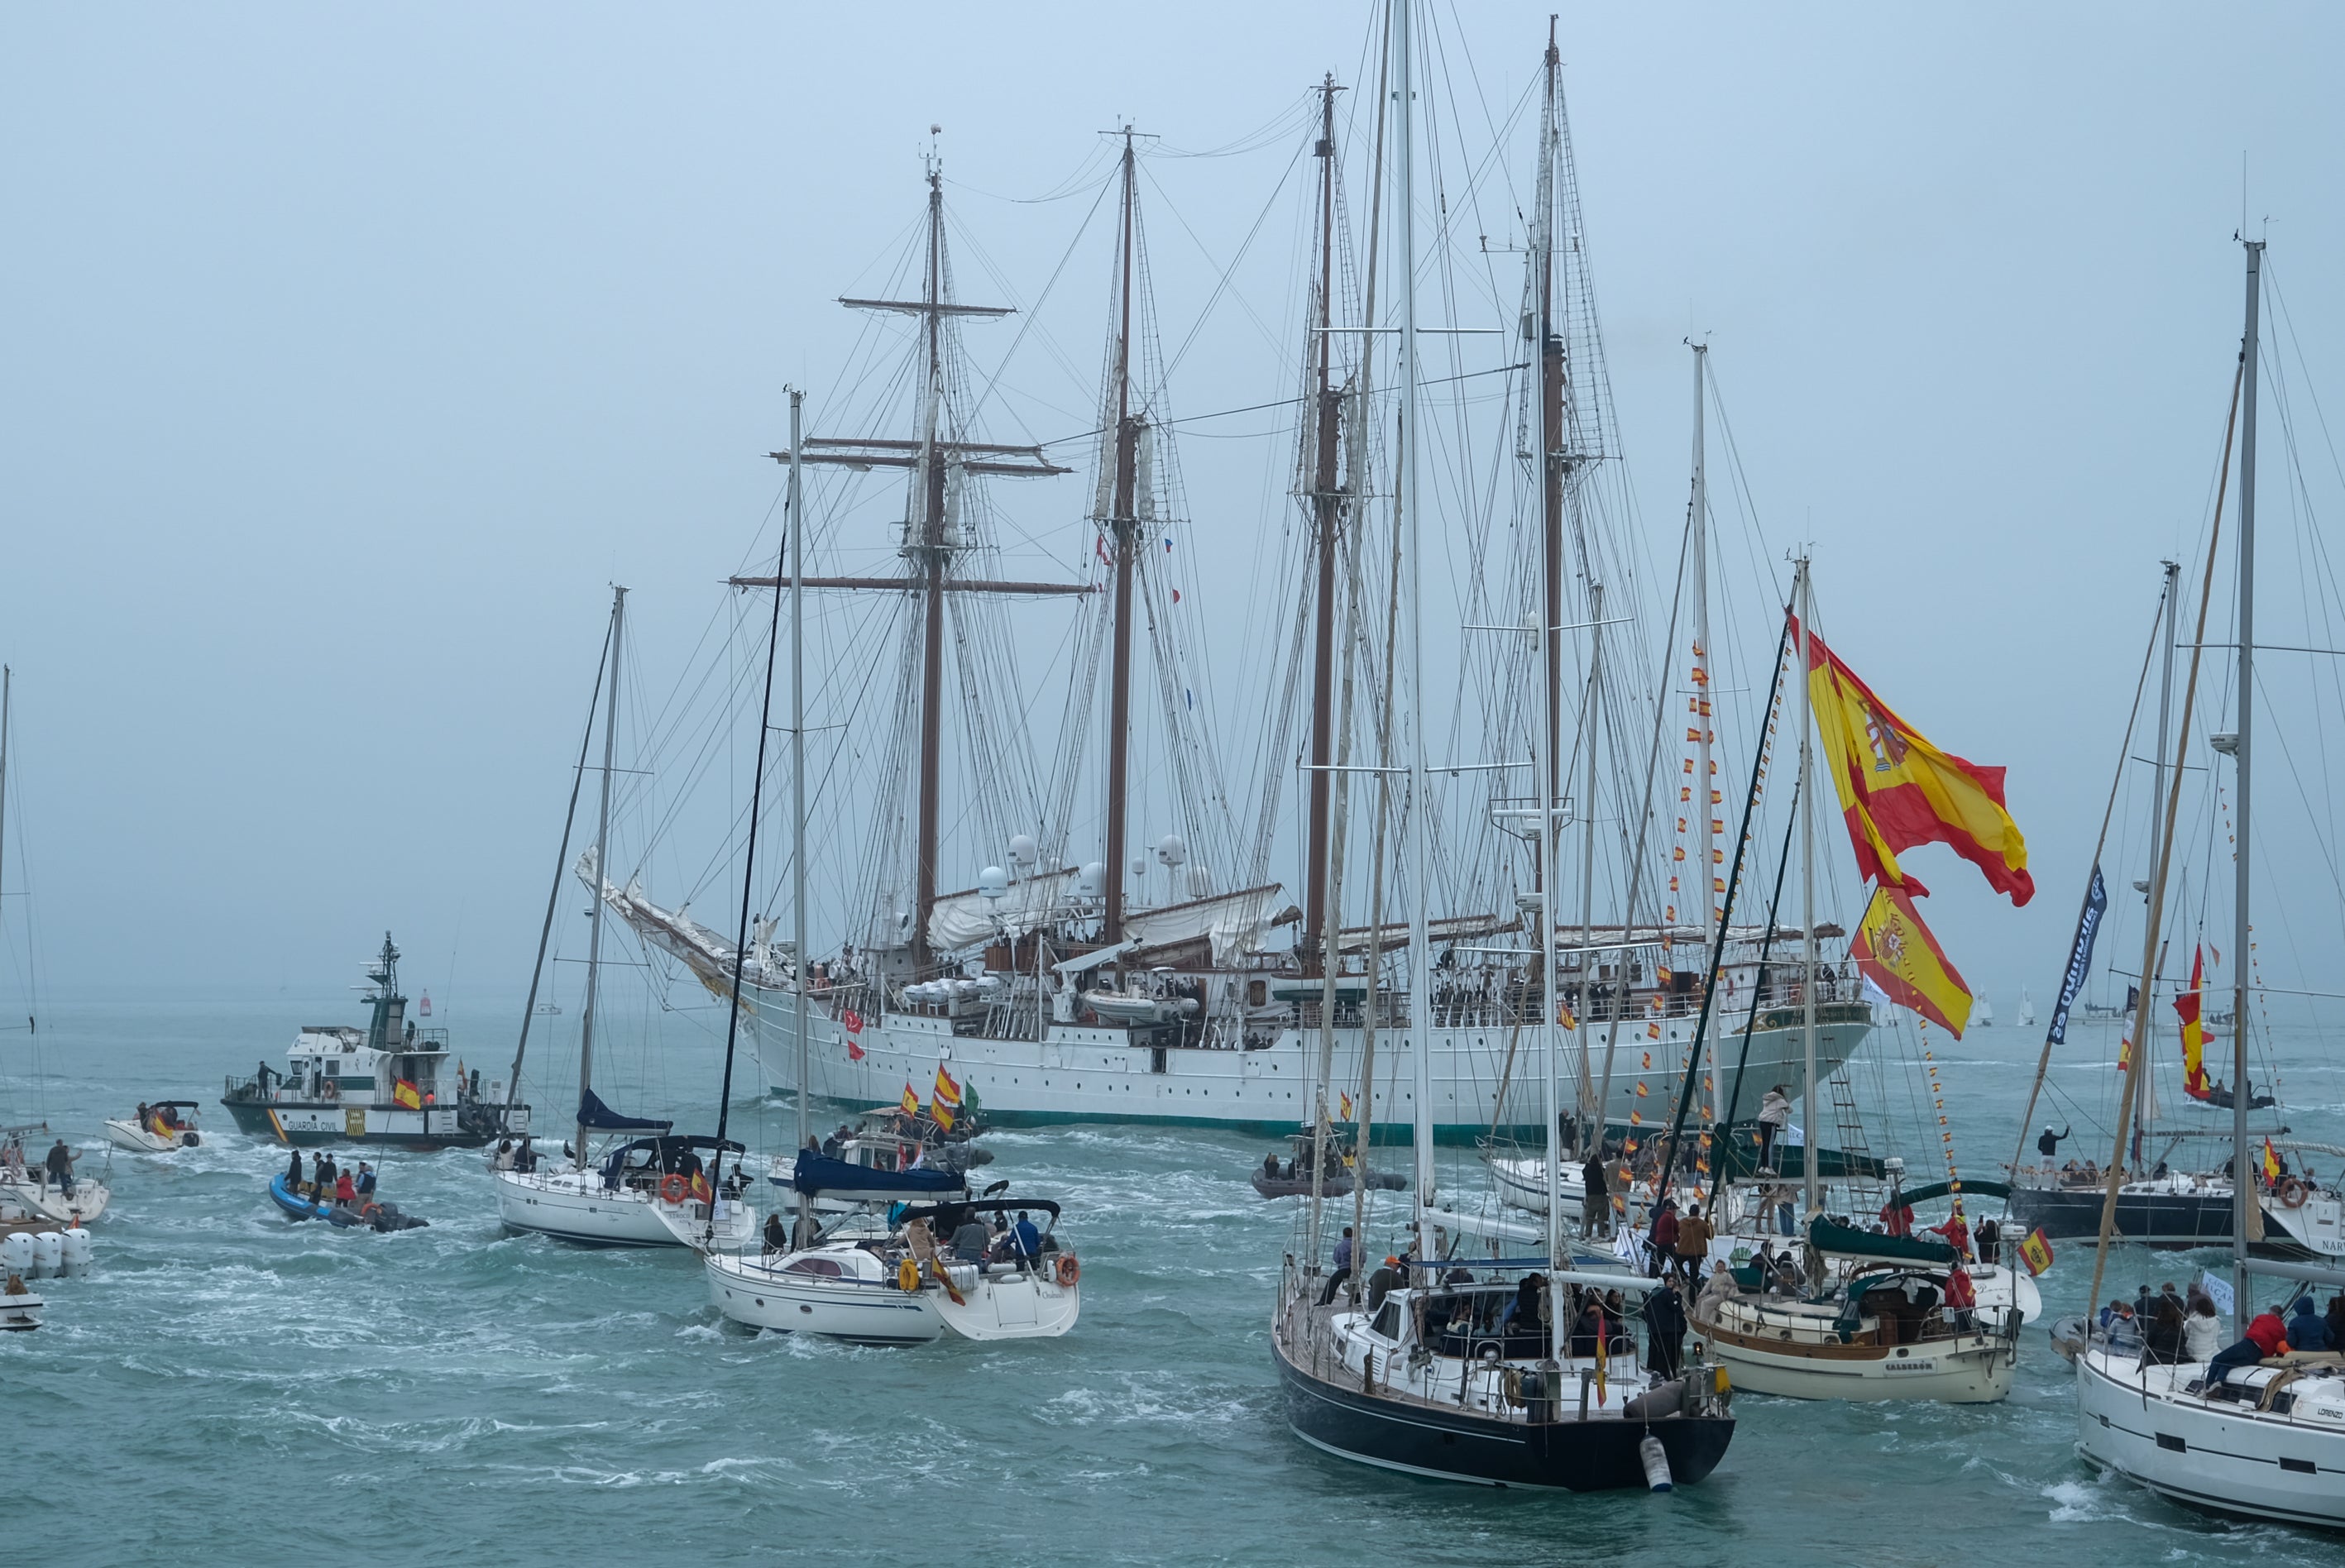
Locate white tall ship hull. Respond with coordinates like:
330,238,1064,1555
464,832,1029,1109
745,989,1870,1137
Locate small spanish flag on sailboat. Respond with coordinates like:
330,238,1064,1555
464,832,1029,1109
2017,1227,2055,1278
393,1078,423,1110
2264,1138,2284,1184
901,1083,921,1116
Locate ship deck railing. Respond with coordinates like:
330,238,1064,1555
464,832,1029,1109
1272,1260,1653,1426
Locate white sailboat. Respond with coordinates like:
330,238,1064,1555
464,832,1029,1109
1968,997,1995,1030
703,389,1079,1343
2017,990,2035,1029
492,590,754,1251
2072,240,2345,1528
0,671,108,1229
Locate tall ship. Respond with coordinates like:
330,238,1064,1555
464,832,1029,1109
223,934,527,1148
588,28,1869,1143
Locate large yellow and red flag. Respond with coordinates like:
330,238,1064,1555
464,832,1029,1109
930,1064,962,1132
1795,615,2035,906
2175,946,2211,1100
1848,884,1974,1038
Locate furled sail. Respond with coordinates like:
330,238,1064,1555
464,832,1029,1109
925,867,1082,954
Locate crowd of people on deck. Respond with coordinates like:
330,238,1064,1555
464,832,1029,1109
2103,1281,2345,1369
284,1148,377,1211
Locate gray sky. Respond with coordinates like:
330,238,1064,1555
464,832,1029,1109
4,3,2342,1016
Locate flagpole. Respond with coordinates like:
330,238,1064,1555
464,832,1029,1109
1794,556,1818,1225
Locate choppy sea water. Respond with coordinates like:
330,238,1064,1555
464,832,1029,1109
6,987,2343,1566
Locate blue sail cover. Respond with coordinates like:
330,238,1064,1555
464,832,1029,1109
789,1149,961,1202
577,1088,673,1133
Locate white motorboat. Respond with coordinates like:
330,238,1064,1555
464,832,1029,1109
0,1132,108,1226
103,1101,203,1153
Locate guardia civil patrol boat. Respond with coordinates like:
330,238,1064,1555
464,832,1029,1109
221,934,528,1148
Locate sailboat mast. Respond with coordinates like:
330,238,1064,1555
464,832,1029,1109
1794,557,1818,1221
1393,0,1435,1261
790,391,811,1169
1577,585,1601,1126
577,585,625,1172
709,399,795,1221
2136,558,2179,1162
913,163,949,968
1537,22,1567,826
1304,79,1343,973
2232,239,2261,1309
1103,131,1140,944
1690,343,1719,1130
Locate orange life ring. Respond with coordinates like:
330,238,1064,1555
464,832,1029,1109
360,1202,381,1220
2279,1177,2309,1210
897,1258,921,1293
1054,1253,1080,1288
319,1079,338,1100
658,1174,690,1204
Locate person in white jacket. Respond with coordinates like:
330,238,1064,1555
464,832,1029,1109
1757,1086,1792,1174
2183,1293,2225,1364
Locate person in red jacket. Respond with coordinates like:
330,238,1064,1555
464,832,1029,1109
1880,1195,1916,1237
1941,1265,1978,1331
2207,1306,2290,1375
333,1169,357,1209
1926,1209,1973,1260
1647,1200,1680,1278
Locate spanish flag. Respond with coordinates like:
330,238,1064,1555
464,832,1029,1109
1849,884,1974,1038
933,1064,962,1111
2017,1227,2055,1278
1796,615,2034,906
2175,946,2211,1100
392,1078,424,1110
1338,1090,1354,1121
2263,1138,2283,1185
901,1083,921,1116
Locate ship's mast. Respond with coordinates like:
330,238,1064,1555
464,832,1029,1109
577,585,625,1173
1689,343,1719,1130
2135,558,2179,1162
1395,0,1436,1263
1303,79,1346,973
913,161,951,967
740,157,1072,968
2231,240,2261,1312
1103,130,1140,944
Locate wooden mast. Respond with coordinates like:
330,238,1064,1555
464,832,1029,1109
1103,130,1139,943
741,156,1070,970
1302,77,1345,974
913,160,950,969
1538,20,1567,820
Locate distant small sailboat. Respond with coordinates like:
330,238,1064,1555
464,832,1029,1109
2016,991,2036,1029
1969,997,1996,1030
